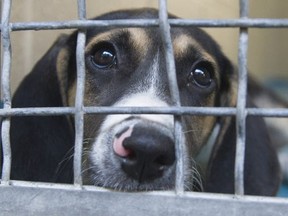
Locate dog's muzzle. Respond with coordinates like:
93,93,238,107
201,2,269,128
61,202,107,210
113,122,175,182
87,115,177,190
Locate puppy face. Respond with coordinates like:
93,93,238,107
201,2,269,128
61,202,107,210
64,9,234,191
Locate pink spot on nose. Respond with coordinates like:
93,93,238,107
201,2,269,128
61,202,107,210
113,126,134,157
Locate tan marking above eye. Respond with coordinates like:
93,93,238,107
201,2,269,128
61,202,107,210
173,34,215,62
128,28,150,56
173,34,201,58
85,28,150,60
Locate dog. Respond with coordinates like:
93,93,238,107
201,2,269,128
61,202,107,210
7,8,281,195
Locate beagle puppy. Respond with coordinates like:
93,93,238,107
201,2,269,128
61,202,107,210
8,8,281,195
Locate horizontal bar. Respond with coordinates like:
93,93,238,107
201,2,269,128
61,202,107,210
0,107,76,116
9,19,160,31
0,184,288,216
1,18,288,32
0,106,238,116
247,108,288,117
169,18,288,28
0,107,288,117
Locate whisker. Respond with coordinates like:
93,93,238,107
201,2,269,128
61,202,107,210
55,137,95,178
182,129,211,134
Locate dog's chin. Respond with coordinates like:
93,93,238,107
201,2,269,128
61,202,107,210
83,165,177,191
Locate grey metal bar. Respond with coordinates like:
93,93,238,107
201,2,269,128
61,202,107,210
73,0,86,186
0,106,288,117
170,18,288,28
234,0,249,195
4,18,288,32
0,0,12,185
0,185,288,216
240,0,249,18
158,0,186,194
0,0,2,173
0,107,76,116
247,108,288,117
158,1,180,106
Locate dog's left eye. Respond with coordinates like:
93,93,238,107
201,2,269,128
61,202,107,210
90,44,116,69
188,65,212,88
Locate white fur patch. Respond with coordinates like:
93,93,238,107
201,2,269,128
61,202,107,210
100,92,174,133
99,53,174,133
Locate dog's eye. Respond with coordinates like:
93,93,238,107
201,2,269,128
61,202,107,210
90,44,116,69
188,65,212,88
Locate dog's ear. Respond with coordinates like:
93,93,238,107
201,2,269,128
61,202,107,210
10,34,76,183
12,34,76,108
204,58,281,195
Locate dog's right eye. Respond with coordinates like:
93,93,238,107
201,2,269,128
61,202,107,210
90,43,117,69
187,62,214,89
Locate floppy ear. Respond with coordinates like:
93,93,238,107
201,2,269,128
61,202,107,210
204,60,281,195
10,35,75,183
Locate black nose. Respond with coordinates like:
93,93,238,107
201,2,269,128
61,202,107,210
114,124,175,182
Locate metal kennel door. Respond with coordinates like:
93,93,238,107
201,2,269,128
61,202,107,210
1,0,288,215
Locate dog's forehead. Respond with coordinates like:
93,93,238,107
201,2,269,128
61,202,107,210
85,28,150,55
86,27,217,62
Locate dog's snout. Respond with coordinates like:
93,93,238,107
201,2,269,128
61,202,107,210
113,124,175,182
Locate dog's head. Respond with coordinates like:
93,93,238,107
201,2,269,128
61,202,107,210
11,8,280,195
61,8,236,191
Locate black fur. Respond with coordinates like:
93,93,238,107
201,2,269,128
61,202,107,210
206,100,281,195
10,37,74,182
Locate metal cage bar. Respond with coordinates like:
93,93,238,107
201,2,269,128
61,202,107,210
0,0,12,185
234,0,249,196
0,106,288,117
1,185,288,216
0,0,288,214
158,0,186,194
73,0,87,187
2,18,288,32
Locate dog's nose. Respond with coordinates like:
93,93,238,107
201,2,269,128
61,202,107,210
113,124,175,182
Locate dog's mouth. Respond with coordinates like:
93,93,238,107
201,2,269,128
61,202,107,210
83,117,185,191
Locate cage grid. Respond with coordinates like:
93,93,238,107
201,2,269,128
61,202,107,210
1,0,288,215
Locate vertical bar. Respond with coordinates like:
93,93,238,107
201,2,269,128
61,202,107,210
234,0,249,195
0,0,2,175
73,0,86,186
158,0,186,194
0,0,12,184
